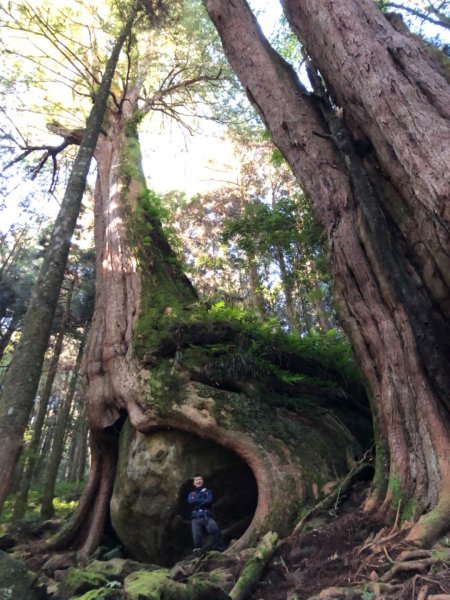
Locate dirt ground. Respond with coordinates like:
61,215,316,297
249,484,450,599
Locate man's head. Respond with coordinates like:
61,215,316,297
193,475,204,488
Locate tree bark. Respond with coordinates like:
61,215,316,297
40,331,85,518
0,5,139,514
204,0,450,545
0,315,19,363
12,276,75,521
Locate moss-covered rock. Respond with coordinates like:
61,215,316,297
111,425,257,565
123,569,186,600
86,558,158,582
0,550,41,600
71,587,123,600
59,567,109,600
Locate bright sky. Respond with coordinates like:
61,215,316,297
1,0,448,233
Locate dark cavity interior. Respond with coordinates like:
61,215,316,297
110,427,258,566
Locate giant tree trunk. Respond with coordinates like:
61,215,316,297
47,86,364,558
204,0,450,545
0,7,139,514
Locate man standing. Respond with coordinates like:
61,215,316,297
187,474,226,555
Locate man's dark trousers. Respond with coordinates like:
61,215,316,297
191,513,226,551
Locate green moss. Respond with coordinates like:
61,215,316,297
144,360,188,415
431,546,450,562
124,569,186,600
387,475,401,505
61,568,108,599
71,587,121,600
401,496,417,523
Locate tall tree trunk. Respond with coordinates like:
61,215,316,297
13,277,75,521
47,93,198,553
0,5,139,514
0,315,19,363
40,333,85,518
67,400,88,484
204,0,450,545
276,250,298,331
248,258,267,318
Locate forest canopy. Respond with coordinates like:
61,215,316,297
0,1,449,599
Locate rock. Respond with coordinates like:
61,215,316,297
42,552,77,575
111,424,257,565
86,558,158,582
186,574,231,599
0,549,42,600
195,568,236,593
124,569,187,599
59,567,109,600
0,533,16,551
318,587,347,598
70,588,123,600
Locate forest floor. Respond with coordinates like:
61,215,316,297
2,482,450,599
249,482,450,599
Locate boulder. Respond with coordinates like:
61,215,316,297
70,588,123,600
0,550,42,600
86,558,159,582
111,379,360,565
59,567,109,600
124,569,186,599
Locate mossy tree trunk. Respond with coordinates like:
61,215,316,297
204,0,450,544
48,83,362,556
0,6,139,514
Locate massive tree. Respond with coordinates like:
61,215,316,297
43,0,369,557
0,1,140,513
204,0,450,544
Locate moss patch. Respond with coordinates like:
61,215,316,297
71,587,122,600
124,569,186,600
60,568,108,600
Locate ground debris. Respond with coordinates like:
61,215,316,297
249,495,450,600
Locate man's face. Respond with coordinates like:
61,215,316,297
193,476,204,488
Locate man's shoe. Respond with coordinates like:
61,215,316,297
192,548,205,558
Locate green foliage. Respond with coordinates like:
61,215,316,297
136,293,361,404
0,480,83,525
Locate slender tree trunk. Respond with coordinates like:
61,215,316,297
276,250,297,330
248,257,266,318
204,0,450,544
12,277,75,521
0,315,19,363
40,333,85,518
67,400,88,484
0,5,139,514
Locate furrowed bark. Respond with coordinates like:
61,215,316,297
204,0,450,544
0,4,139,514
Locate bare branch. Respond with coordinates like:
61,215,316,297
386,2,450,30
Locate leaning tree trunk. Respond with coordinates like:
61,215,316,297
0,6,139,514
204,0,450,545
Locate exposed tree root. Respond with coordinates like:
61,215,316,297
229,531,278,600
293,455,372,535
381,558,438,582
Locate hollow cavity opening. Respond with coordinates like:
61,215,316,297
110,426,258,566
